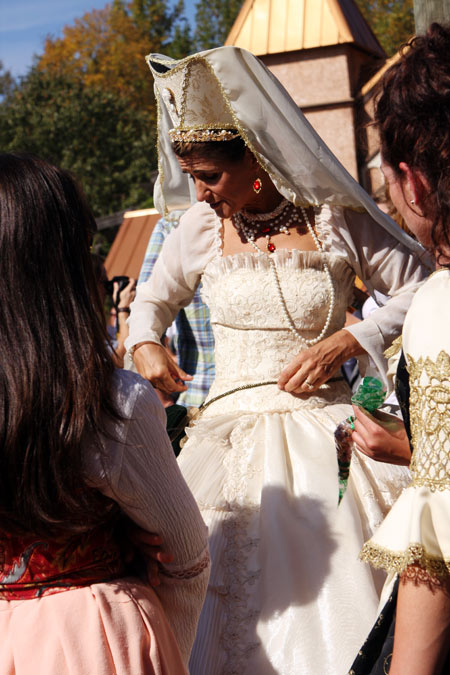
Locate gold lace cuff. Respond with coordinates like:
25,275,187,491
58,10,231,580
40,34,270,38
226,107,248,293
384,335,402,360
360,541,450,579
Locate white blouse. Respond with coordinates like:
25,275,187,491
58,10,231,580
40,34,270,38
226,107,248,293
125,201,428,382
361,269,450,580
84,369,210,663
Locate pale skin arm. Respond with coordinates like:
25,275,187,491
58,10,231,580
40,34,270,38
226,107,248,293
389,571,450,675
351,404,411,466
132,342,193,394
113,278,136,367
278,329,364,392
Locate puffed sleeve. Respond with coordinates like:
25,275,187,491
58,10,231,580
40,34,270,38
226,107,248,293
316,205,430,383
125,201,220,351
84,370,210,663
359,270,450,580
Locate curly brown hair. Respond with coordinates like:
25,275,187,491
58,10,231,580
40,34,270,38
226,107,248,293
375,23,450,257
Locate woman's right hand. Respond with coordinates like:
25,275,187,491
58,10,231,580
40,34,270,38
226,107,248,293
132,342,193,394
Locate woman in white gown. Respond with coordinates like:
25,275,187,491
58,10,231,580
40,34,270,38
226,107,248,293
126,47,430,674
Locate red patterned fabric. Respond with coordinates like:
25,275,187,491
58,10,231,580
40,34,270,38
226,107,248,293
0,524,124,599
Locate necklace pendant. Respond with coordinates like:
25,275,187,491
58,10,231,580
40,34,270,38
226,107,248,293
267,242,276,253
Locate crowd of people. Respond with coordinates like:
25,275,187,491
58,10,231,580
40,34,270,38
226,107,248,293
0,21,449,675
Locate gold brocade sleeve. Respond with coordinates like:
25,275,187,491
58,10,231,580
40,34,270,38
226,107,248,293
408,350,450,492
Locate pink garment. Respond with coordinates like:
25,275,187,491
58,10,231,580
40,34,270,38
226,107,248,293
0,577,187,675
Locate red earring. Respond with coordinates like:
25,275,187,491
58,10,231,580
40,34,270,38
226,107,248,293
253,178,262,194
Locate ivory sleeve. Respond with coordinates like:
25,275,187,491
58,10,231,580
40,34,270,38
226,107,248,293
125,201,219,351
317,205,430,382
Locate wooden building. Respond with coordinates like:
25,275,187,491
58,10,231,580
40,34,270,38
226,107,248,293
226,0,386,181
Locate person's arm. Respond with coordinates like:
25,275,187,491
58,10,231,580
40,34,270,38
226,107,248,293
390,569,450,674
112,278,136,367
339,206,428,382
86,375,209,664
125,203,218,392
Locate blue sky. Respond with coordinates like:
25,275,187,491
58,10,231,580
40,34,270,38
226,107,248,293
0,0,196,78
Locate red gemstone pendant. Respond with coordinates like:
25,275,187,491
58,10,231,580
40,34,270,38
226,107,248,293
267,242,276,252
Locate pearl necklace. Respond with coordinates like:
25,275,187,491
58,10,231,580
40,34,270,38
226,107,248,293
234,204,335,346
233,199,302,253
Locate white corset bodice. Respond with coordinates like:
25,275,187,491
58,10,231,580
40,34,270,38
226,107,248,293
200,249,355,414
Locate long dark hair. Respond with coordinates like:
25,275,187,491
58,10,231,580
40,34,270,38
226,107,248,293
375,23,450,256
0,153,120,537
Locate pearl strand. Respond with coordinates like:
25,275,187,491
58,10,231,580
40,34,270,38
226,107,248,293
244,205,335,346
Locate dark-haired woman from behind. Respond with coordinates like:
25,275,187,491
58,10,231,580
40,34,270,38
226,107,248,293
350,23,450,675
0,153,209,674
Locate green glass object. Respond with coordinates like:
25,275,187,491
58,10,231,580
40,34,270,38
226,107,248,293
351,376,386,413
336,376,386,504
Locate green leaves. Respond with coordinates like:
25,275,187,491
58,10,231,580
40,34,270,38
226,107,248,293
194,0,242,50
355,0,415,56
0,70,156,216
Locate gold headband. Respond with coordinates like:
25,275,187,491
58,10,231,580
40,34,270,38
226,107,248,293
168,128,241,143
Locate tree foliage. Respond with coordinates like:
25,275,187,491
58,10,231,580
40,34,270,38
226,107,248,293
0,68,156,215
355,0,415,56
0,61,15,99
37,0,192,110
0,1,194,216
194,0,242,50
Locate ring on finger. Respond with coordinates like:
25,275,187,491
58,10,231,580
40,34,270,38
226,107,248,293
305,379,314,390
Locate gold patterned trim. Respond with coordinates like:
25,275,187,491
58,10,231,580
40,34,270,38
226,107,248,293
360,541,450,579
384,335,402,359
168,127,240,142
155,94,168,216
407,350,450,491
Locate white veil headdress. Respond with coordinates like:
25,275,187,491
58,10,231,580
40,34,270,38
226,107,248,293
147,45,424,255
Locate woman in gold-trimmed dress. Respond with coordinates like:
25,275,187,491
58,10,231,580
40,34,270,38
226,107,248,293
350,23,450,675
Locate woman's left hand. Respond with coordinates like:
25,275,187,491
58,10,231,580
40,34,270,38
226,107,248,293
118,521,174,586
278,329,364,393
128,529,174,586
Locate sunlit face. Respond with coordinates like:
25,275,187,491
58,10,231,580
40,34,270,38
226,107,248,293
176,151,260,219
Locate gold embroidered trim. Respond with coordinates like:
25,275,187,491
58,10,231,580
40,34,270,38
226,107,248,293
360,541,450,579
407,350,450,491
168,127,240,142
155,94,168,216
384,335,402,359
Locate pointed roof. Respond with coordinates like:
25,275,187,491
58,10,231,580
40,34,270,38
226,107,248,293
225,0,385,57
